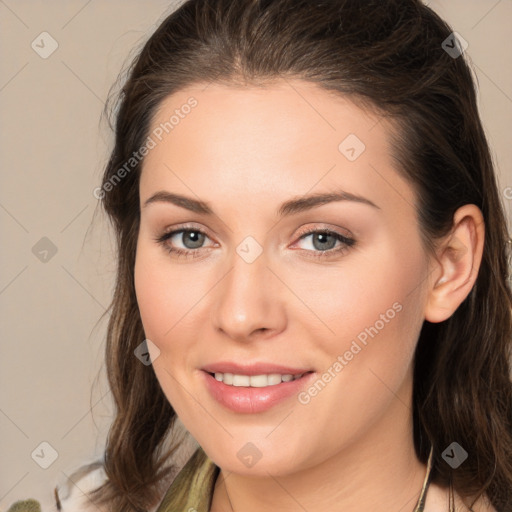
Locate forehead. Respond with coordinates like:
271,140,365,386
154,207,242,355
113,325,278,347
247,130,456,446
145,79,384,162
139,79,415,216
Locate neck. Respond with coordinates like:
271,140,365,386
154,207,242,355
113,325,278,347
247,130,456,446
210,372,429,512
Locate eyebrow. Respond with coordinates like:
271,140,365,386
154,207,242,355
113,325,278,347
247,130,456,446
142,189,380,216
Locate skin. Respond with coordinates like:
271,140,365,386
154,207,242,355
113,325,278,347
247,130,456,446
134,80,486,511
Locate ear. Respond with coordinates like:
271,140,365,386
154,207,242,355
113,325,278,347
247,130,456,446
424,204,485,323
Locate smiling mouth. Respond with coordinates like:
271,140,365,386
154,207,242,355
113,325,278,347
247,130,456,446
206,371,314,387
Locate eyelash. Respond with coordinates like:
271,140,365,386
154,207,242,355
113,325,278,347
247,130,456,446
154,225,356,261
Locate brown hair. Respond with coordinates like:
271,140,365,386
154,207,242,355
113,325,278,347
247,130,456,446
89,0,512,510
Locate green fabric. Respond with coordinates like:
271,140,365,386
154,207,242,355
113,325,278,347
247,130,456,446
6,499,42,512
5,448,218,512
155,446,220,512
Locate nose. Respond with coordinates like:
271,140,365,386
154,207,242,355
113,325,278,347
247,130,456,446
211,245,287,343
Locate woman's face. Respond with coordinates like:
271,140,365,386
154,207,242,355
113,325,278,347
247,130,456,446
134,80,433,475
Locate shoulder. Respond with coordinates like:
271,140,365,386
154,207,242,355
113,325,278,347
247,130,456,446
56,459,184,512
55,463,108,511
6,466,107,512
455,494,498,512
425,482,498,512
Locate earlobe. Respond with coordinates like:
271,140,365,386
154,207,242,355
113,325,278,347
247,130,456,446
424,204,485,323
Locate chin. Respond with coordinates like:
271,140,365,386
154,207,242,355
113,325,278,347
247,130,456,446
201,436,310,476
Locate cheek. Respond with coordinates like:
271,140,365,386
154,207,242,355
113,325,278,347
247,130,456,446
287,241,426,353
134,247,198,412
134,242,203,341
134,250,169,340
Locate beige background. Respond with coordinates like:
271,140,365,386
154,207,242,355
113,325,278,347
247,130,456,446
0,0,511,509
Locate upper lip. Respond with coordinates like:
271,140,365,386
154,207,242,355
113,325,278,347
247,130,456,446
202,362,313,376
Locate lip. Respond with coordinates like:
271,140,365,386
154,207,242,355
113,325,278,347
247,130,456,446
201,368,316,414
201,361,313,376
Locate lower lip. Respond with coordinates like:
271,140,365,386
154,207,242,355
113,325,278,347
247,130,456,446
202,371,315,414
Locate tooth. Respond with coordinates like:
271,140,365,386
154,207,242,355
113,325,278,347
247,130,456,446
250,375,269,387
267,374,282,385
232,374,250,386
215,372,306,387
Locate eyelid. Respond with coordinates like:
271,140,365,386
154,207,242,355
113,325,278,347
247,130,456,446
158,222,214,238
294,223,354,240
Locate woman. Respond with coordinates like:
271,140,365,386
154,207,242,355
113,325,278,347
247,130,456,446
8,0,511,511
